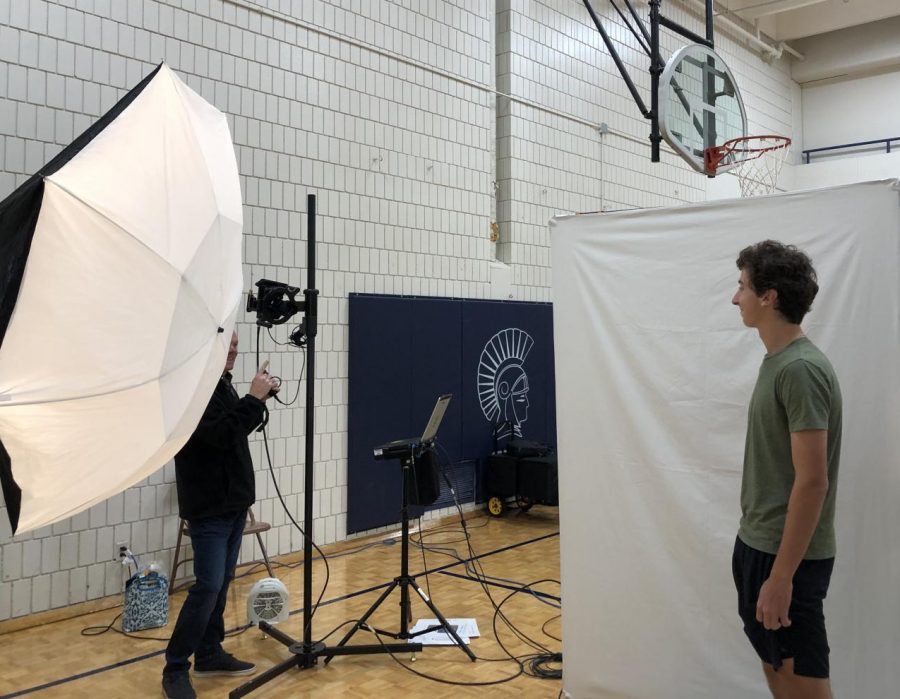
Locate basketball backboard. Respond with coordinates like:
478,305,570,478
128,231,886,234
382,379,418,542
659,44,747,175
582,0,752,177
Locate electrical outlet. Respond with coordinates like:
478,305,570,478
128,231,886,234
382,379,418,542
116,541,129,561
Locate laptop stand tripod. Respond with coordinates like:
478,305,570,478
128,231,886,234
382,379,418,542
325,446,476,664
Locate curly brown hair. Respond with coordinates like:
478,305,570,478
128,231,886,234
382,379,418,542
736,240,818,324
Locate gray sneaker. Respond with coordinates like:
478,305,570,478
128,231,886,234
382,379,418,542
193,651,256,677
162,671,196,699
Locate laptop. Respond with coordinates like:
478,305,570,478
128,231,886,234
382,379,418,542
373,394,452,460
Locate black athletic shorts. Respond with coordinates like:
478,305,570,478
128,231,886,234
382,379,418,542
732,535,835,678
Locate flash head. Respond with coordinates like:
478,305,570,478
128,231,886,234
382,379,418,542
246,279,303,327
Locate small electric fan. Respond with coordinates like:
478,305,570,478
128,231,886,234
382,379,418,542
247,577,289,625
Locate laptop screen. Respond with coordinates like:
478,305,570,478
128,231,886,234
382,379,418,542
420,394,452,443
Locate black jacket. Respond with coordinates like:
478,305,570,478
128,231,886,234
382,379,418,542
174,373,266,521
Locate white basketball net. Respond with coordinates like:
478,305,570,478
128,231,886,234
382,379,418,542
709,136,792,197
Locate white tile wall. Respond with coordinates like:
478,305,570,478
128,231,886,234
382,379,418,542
0,0,798,620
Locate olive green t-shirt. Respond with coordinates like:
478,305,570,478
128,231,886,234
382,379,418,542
738,336,842,559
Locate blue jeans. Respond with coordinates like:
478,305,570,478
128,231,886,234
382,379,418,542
164,510,246,674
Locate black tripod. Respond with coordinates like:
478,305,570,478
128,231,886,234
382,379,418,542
230,195,420,698
324,446,476,663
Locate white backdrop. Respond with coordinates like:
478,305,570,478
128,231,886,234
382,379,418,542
551,180,900,698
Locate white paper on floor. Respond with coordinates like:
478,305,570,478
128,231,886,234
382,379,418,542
410,618,480,645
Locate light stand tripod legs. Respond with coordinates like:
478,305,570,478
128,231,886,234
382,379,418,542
228,624,305,697
229,622,420,698
325,449,475,664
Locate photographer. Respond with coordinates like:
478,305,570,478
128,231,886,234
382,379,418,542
162,330,278,699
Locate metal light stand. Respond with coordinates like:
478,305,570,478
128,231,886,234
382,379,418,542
230,194,419,698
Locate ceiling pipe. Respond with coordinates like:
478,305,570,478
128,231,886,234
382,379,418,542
779,41,805,60
673,0,804,61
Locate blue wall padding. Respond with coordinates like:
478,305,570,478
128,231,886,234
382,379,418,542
348,293,556,534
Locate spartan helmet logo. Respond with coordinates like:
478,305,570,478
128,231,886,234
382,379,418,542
478,328,534,438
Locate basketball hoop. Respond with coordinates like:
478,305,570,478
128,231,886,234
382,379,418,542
704,135,791,197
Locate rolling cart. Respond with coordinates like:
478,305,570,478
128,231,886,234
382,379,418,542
484,431,558,517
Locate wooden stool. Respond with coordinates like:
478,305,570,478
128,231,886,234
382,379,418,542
168,508,275,594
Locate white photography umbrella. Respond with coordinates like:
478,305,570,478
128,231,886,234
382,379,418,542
0,64,243,534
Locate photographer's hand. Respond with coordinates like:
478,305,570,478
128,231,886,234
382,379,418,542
249,360,279,401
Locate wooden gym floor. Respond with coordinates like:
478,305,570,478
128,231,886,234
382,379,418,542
0,506,562,698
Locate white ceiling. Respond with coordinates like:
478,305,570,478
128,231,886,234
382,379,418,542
718,0,900,41
708,0,900,83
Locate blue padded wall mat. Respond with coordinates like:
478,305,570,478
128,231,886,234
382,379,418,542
348,293,556,534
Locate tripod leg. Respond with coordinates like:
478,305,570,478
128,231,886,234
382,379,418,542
323,580,399,665
410,580,477,662
228,655,301,698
